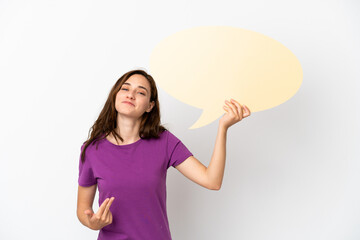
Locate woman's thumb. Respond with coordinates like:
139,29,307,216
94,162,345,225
84,209,94,218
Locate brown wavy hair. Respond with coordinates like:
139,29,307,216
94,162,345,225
80,69,168,163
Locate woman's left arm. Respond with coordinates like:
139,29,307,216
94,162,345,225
175,99,251,190
206,99,251,189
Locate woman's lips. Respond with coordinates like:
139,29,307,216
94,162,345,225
123,101,135,106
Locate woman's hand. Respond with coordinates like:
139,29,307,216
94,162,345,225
219,98,251,130
84,197,115,230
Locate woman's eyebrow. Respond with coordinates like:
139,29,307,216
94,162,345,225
123,82,148,92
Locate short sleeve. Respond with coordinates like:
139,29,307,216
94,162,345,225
166,130,193,169
78,143,97,187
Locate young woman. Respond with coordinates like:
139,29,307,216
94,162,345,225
76,69,251,239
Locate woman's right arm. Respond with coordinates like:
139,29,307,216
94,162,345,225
77,184,97,230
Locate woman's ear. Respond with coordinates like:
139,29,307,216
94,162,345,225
147,101,155,112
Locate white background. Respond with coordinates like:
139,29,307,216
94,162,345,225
0,0,359,239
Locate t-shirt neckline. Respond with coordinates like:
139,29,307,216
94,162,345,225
103,135,143,149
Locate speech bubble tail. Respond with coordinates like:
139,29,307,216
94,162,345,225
188,109,221,130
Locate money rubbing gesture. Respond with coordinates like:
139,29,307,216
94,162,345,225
84,197,115,230
220,98,251,129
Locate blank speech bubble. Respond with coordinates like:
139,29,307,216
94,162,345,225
149,26,303,129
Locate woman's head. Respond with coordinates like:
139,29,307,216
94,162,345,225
80,69,167,163
115,72,155,121
112,70,166,136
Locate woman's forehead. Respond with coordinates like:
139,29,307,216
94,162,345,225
125,74,149,85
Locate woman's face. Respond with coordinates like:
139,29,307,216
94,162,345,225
115,74,155,119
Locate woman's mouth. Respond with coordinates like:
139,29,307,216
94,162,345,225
122,101,135,106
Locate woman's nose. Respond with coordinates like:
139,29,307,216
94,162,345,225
127,90,135,99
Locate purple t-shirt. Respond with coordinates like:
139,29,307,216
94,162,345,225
78,130,193,240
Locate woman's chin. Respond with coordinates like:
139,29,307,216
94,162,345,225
117,111,143,119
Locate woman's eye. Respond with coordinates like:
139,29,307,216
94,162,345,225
121,88,145,95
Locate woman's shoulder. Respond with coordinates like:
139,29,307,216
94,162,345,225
163,129,175,138
147,129,168,141
139,129,169,145
80,136,105,152
161,129,182,143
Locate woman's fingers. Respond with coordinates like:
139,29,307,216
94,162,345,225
230,99,243,119
108,211,113,224
105,209,111,223
102,197,115,219
242,105,251,117
87,197,115,230
226,99,241,120
225,100,237,116
95,197,114,219
230,99,251,118
95,198,109,218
